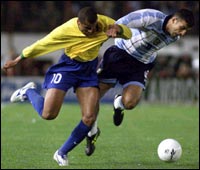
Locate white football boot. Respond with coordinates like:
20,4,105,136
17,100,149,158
10,82,36,103
53,150,68,166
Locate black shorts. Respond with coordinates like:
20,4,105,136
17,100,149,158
98,45,155,89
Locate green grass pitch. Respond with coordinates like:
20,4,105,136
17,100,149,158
1,102,199,169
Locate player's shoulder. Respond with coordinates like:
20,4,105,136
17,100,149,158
139,9,166,19
97,14,111,20
123,9,166,20
138,8,162,13
97,14,115,25
134,8,165,15
60,17,78,29
64,17,77,25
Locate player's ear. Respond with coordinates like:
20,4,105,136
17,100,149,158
172,17,178,24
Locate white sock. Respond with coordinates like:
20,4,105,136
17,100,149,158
87,119,98,137
114,95,124,110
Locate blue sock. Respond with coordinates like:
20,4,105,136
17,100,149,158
58,120,91,156
26,89,44,117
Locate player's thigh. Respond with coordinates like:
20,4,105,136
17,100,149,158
122,84,143,108
43,88,66,116
76,87,100,124
99,82,113,98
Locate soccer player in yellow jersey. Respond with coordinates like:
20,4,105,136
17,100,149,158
3,6,132,166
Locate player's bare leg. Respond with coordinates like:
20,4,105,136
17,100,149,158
85,82,113,156
42,88,66,120
76,87,100,126
55,87,100,164
113,84,143,126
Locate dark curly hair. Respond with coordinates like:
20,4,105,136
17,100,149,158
78,6,97,24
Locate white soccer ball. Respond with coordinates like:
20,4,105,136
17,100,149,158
157,138,182,162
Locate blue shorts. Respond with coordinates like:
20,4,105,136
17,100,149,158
43,53,99,91
98,46,155,89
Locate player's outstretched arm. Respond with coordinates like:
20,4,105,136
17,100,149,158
2,56,22,72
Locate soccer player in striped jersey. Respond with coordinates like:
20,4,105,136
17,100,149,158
86,8,194,156
3,7,132,166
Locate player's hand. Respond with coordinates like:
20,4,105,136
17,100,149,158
2,56,22,72
106,24,122,38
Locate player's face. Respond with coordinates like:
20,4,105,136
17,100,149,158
77,19,98,36
168,17,191,37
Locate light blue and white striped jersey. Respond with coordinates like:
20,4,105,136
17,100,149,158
115,9,180,64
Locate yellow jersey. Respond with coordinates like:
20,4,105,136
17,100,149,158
22,14,132,62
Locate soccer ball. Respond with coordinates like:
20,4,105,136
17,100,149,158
157,138,182,162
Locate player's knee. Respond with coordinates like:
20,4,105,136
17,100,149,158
123,97,140,110
41,111,58,120
82,114,96,126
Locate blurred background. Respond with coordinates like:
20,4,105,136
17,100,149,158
1,1,199,104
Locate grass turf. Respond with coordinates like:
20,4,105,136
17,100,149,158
1,102,199,169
